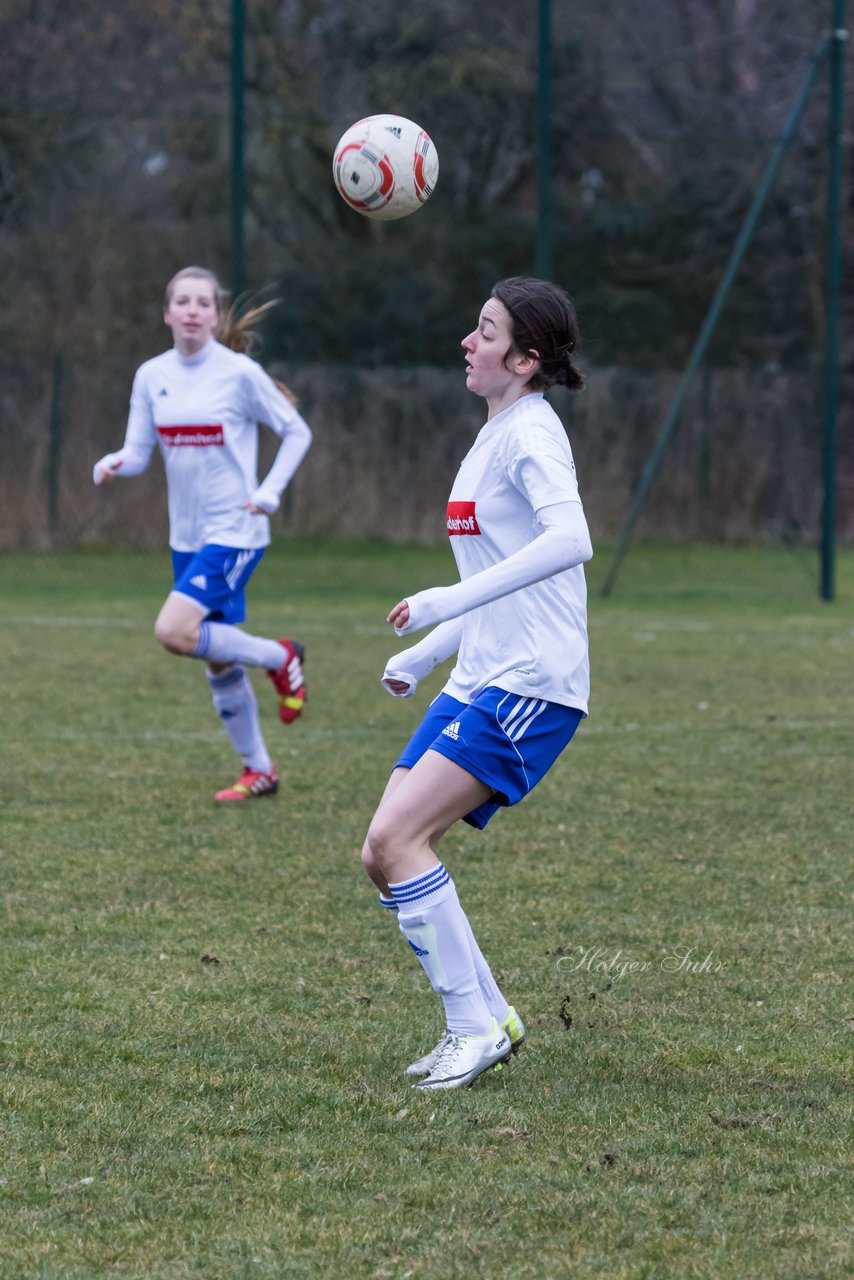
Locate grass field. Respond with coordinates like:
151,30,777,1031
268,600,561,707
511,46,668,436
1,539,852,1280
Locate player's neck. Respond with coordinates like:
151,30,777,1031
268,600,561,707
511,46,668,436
174,336,216,364
485,386,536,421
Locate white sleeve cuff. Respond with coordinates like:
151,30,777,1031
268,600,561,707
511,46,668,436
382,617,464,695
380,668,419,697
249,487,279,514
93,443,153,484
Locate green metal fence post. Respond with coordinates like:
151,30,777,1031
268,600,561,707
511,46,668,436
698,364,712,540
231,0,246,301
820,1,847,601
535,0,554,280
48,352,64,539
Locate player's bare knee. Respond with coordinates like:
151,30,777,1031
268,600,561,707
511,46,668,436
360,841,388,891
153,616,196,655
365,814,402,877
360,842,376,878
152,616,176,650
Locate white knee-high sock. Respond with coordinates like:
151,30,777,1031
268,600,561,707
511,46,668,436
379,892,509,1024
195,622,285,670
206,665,272,773
462,917,511,1025
389,864,493,1036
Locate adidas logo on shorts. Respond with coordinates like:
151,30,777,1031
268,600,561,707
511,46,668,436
190,574,207,590
442,722,461,741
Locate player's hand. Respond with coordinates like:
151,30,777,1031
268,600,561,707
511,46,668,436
387,600,410,629
242,501,267,515
381,664,418,697
94,459,122,485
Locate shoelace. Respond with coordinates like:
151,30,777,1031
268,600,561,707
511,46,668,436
430,1033,466,1071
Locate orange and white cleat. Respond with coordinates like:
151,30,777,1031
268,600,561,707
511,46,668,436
266,638,306,724
215,765,279,802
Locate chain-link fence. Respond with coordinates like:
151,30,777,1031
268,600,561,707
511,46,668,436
3,350,845,552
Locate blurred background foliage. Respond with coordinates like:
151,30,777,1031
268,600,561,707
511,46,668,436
1,0,844,367
0,0,851,548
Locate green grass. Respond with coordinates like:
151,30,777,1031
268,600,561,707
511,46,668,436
1,539,851,1280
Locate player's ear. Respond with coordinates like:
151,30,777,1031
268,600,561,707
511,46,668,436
513,349,539,376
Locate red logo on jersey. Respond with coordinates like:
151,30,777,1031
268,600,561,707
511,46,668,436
157,424,224,447
447,501,481,536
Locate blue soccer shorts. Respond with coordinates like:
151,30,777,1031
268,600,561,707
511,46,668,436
171,544,266,624
393,685,585,830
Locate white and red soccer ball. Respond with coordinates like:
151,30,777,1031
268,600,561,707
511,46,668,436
332,114,439,221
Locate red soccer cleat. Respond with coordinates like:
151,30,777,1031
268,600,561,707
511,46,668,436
215,765,279,802
266,638,306,724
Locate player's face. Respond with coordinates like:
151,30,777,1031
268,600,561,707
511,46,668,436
461,298,532,416
164,278,220,355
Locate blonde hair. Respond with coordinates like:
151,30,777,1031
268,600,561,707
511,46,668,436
164,266,227,313
164,267,297,404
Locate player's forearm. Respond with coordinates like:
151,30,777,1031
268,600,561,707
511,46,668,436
251,417,313,513
92,441,153,483
381,618,463,697
395,504,592,636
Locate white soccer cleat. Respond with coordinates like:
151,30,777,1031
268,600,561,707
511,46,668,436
405,1031,452,1079
501,1005,527,1055
414,1020,511,1091
405,1007,525,1079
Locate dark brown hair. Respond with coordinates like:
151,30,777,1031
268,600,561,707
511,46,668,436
491,276,584,392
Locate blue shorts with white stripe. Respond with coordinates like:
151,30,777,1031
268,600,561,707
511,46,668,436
393,685,584,830
171,543,266,624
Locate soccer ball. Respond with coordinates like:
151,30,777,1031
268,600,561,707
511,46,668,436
332,114,439,221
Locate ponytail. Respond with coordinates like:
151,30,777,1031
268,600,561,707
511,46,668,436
539,348,585,392
221,298,298,405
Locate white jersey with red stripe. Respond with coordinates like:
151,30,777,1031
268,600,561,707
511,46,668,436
122,339,311,552
442,392,590,713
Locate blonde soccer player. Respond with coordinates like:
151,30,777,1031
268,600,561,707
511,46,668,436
94,267,311,802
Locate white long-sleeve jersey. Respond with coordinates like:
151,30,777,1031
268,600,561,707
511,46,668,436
392,393,591,713
94,339,312,552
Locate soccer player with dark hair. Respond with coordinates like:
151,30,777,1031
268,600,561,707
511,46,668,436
361,277,592,1090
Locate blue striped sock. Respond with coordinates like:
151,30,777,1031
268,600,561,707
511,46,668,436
194,621,285,669
389,863,491,1036
206,663,271,772
388,863,452,912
